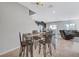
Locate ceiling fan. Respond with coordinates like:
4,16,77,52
31,2,53,8
35,2,44,6
31,2,44,7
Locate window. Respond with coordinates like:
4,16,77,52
65,23,76,30
49,25,57,30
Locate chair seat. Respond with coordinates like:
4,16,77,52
21,41,27,46
26,40,33,45
33,37,38,40
33,36,41,40
39,40,46,45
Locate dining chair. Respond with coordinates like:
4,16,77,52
25,33,33,57
46,32,52,56
39,32,52,57
32,30,40,49
19,32,26,57
39,37,46,57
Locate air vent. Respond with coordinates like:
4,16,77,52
29,10,36,15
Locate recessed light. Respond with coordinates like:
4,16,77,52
53,10,56,14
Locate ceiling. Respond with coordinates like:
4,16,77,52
19,2,79,22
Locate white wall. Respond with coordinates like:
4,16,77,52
0,2,37,53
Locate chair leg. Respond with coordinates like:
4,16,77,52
30,44,33,57
26,45,28,57
39,43,41,54
35,40,38,50
35,40,37,49
19,47,23,57
53,43,56,50
48,43,52,56
43,44,46,57
22,47,25,57
48,43,50,48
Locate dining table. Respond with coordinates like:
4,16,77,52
22,31,49,57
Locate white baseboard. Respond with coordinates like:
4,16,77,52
0,46,20,56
